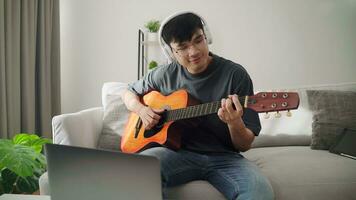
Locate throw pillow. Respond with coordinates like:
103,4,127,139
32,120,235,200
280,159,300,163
306,90,356,150
97,82,130,151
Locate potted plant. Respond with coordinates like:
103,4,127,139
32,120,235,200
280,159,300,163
148,60,158,70
144,20,160,42
0,133,52,195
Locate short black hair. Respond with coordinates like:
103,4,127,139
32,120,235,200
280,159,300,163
161,13,204,46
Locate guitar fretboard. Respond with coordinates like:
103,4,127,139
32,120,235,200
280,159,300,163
165,96,247,121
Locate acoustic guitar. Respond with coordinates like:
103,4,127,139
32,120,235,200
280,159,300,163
121,89,299,153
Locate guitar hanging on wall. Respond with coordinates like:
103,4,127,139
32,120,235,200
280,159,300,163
121,89,299,153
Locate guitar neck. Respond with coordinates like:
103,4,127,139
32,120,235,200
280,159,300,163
164,91,300,122
165,96,247,121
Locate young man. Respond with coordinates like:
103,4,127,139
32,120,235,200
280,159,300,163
122,12,274,200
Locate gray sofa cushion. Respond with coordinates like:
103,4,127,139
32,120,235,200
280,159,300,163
97,82,129,151
242,146,356,200
310,122,345,150
97,132,122,151
252,134,311,148
307,90,356,150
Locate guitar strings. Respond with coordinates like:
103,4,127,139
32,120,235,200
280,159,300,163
166,96,247,121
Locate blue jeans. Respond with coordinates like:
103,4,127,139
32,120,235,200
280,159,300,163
140,147,274,200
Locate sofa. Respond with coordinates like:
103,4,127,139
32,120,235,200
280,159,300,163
39,82,356,200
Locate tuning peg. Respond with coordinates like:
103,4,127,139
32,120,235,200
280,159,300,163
286,110,292,117
264,112,270,119
275,111,281,118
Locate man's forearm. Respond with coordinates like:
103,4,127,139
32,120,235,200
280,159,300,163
228,118,255,152
121,89,144,113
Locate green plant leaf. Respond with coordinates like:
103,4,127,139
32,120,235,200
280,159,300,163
0,183,4,195
148,60,158,69
0,172,4,195
0,134,49,194
33,167,45,178
0,140,12,170
35,153,47,169
16,176,39,194
0,140,12,171
13,134,52,153
0,142,41,177
145,20,160,33
13,134,35,144
30,138,52,153
1,168,17,193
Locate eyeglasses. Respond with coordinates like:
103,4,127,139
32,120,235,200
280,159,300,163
171,34,207,57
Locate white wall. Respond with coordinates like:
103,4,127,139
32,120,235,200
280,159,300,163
60,0,356,113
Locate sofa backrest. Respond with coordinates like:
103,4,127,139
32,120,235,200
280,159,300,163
98,81,356,150
252,82,356,148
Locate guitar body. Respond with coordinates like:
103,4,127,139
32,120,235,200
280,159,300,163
121,90,193,153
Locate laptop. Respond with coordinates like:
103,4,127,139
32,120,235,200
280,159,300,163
45,144,162,200
329,128,356,160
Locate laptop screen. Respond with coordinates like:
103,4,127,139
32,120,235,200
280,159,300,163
45,144,162,200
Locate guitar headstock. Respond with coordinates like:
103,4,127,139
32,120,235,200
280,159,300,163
246,92,299,114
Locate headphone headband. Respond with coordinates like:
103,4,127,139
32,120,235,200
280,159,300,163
158,11,213,63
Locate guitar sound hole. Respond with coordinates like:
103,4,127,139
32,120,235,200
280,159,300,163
143,111,167,138
143,120,164,138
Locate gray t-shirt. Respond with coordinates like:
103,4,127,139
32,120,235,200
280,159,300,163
129,53,261,153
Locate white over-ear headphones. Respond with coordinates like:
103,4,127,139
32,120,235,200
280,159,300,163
158,11,213,63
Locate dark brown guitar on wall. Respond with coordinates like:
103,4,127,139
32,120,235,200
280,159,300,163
121,89,299,153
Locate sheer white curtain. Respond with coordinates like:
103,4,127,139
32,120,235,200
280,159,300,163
0,0,60,139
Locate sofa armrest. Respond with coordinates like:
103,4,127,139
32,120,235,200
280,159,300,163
52,107,103,148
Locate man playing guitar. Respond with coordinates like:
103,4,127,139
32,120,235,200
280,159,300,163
121,11,274,200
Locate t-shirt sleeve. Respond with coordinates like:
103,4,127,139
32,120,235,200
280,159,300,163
232,69,261,136
128,68,161,96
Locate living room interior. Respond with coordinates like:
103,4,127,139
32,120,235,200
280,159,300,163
1,0,356,199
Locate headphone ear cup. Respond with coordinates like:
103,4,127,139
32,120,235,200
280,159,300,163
163,43,175,62
200,17,213,44
204,26,213,44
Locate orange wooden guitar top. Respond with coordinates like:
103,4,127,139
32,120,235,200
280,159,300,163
121,90,188,153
